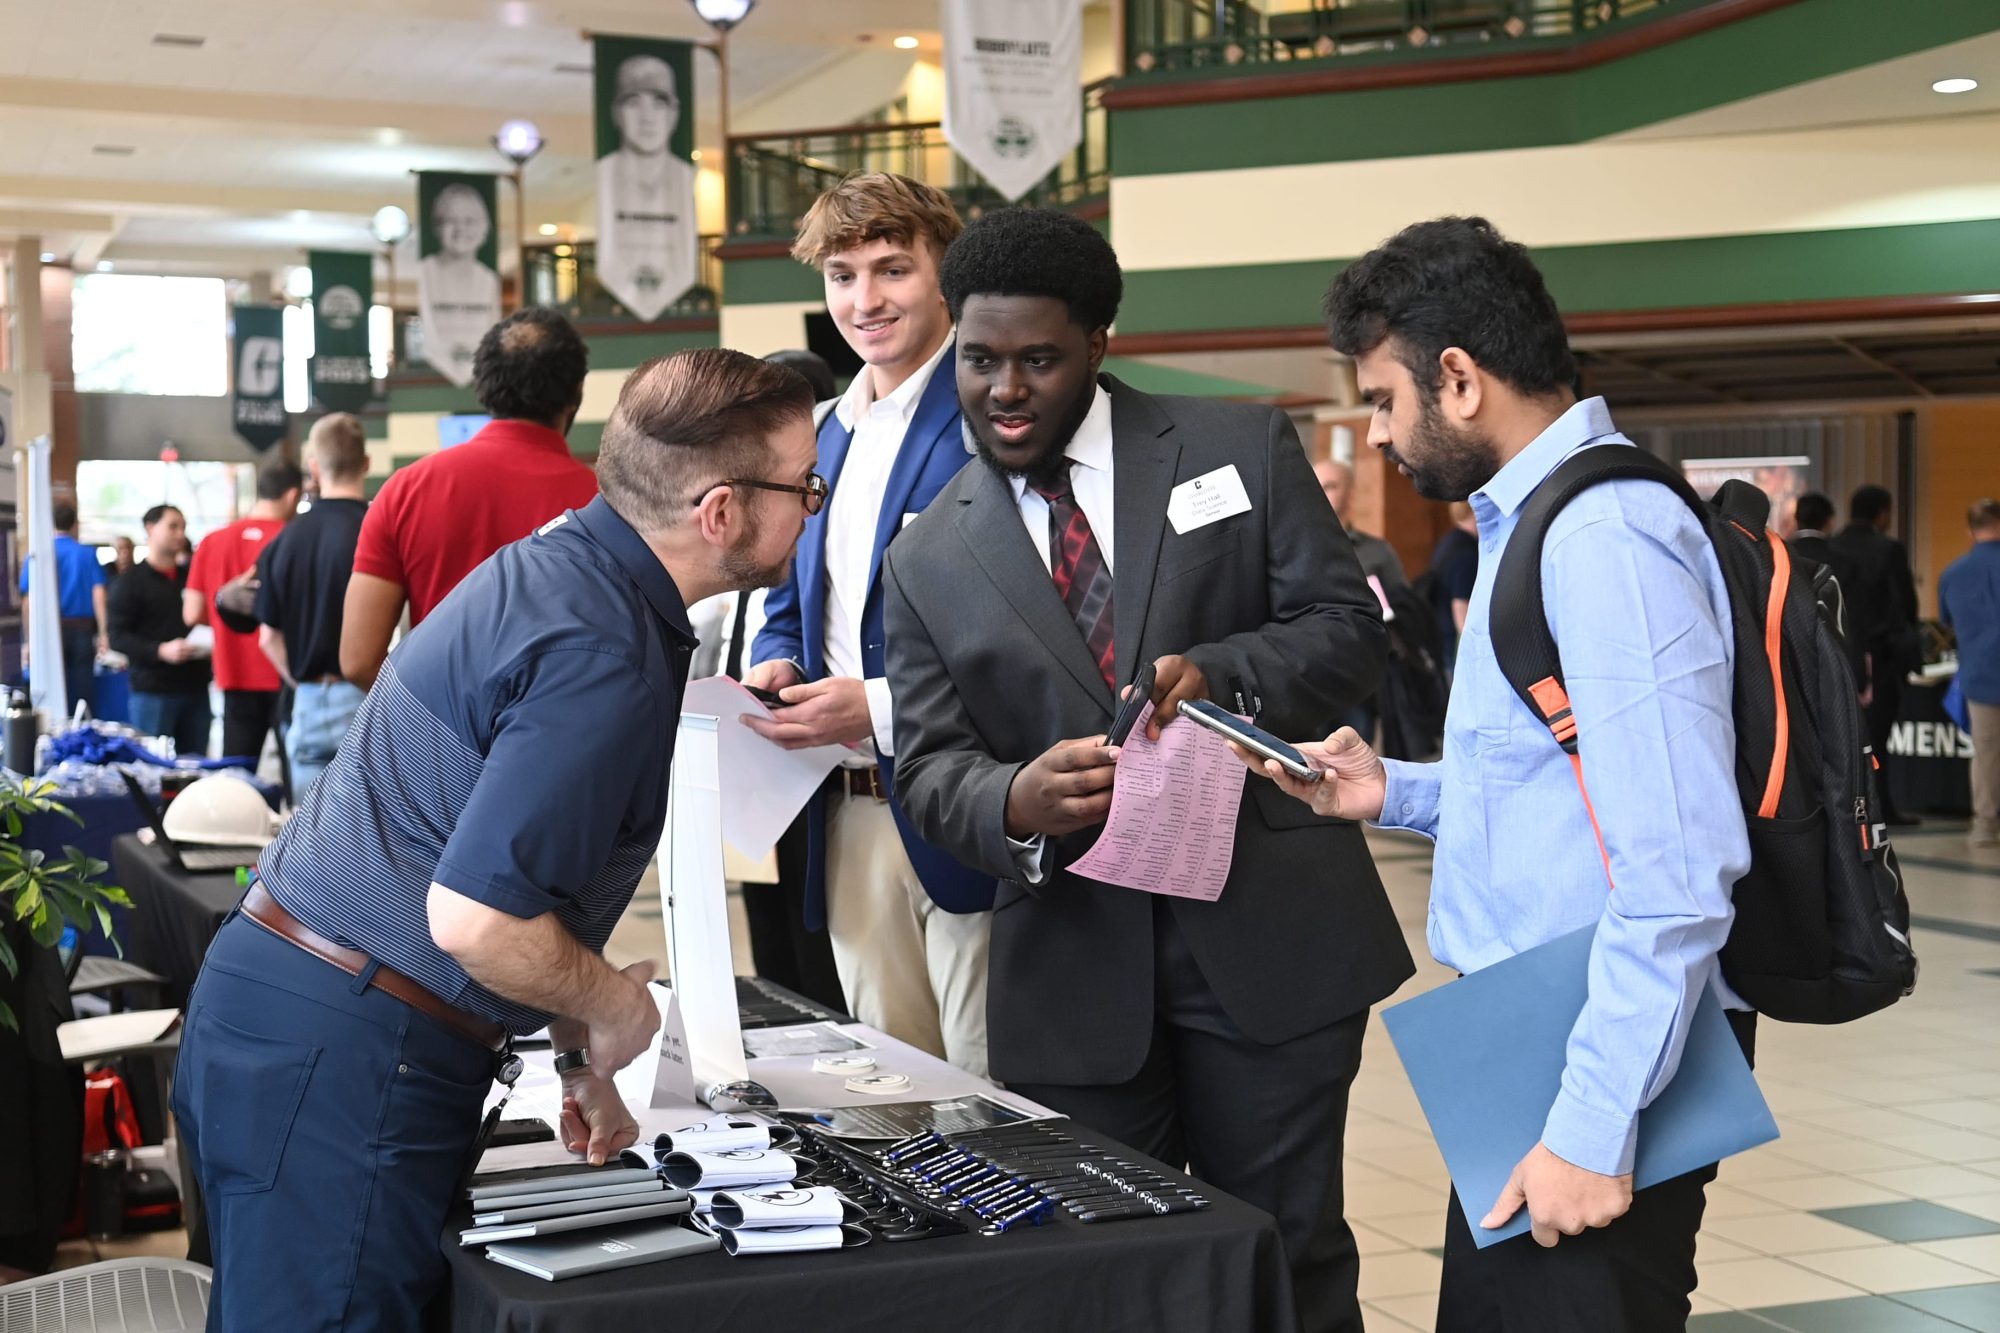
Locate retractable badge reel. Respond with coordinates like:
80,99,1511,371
459,1048,525,1194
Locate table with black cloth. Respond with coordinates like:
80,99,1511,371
1884,675,1973,817
109,833,245,1010
445,1129,1297,1333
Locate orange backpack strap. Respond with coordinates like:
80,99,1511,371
1525,675,1612,886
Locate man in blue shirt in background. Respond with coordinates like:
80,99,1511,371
1940,497,2000,849
1254,216,1749,1332
172,348,819,1331
19,499,108,712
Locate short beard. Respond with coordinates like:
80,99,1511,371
1392,394,1501,502
968,381,1097,492
718,510,790,591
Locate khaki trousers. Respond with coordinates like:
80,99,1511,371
824,791,991,1077
1972,700,2000,836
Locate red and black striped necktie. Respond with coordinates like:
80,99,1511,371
1030,469,1115,691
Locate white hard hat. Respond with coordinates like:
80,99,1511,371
162,775,277,847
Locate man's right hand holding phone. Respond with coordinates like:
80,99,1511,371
1232,726,1387,823
1005,736,1121,838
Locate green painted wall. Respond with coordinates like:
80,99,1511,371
587,327,717,372
1112,0,2000,174
1118,218,2000,334
384,323,718,417
723,256,824,305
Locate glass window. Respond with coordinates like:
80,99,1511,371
73,275,229,396
75,460,254,555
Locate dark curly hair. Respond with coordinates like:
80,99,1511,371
938,208,1122,331
472,307,590,425
1324,216,1575,405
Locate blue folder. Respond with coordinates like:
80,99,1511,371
1380,925,1779,1248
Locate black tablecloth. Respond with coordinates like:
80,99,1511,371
1884,678,1973,816
446,1130,1297,1333
111,834,246,1010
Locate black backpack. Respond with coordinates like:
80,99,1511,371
1489,445,1917,1025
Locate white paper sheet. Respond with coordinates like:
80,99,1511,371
1069,701,1247,901
679,676,853,860
56,1009,181,1061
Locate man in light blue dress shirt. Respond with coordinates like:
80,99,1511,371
1253,217,1751,1332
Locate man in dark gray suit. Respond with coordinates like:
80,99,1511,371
882,208,1413,1333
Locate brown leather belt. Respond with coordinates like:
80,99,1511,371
828,766,888,801
240,884,507,1051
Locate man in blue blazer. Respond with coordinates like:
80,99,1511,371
744,174,994,1074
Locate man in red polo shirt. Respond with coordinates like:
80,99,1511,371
186,458,303,759
341,308,599,688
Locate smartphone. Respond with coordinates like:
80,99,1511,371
1107,662,1158,747
744,684,787,709
1176,698,1323,783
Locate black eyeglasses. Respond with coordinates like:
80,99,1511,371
697,474,829,516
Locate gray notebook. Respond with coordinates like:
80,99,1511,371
483,1218,719,1281
468,1166,659,1205
474,1185,686,1226
472,1179,670,1215
459,1197,692,1246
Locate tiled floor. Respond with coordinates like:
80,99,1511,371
49,821,2000,1332
1337,820,2000,1332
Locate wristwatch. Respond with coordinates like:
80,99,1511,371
553,1048,591,1077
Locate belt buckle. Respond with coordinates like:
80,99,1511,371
861,767,887,802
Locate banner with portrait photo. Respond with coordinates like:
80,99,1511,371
230,305,287,451
416,172,503,386
307,250,373,412
941,0,1082,202
593,34,699,321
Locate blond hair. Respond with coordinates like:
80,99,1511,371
791,172,963,270
307,413,369,483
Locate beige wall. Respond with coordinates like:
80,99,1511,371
1111,112,2000,274
1919,402,2000,618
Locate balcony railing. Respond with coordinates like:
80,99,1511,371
1126,0,1709,74
728,81,1110,241
523,235,723,321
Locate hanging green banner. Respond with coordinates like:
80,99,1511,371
415,172,503,386
593,33,699,321
308,250,374,412
231,304,287,452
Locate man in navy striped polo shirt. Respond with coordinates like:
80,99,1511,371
172,348,820,1332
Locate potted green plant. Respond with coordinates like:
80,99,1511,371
0,776,132,1032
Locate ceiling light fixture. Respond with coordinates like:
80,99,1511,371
495,119,543,165
1932,77,1978,94
97,262,114,273
538,222,558,236
688,0,755,33
894,35,919,49
690,148,703,161
38,253,54,264
371,205,412,246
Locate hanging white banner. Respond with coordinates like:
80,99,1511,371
941,0,1083,203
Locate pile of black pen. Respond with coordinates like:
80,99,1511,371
878,1120,1212,1229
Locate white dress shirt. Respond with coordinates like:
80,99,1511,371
1006,383,1116,573
821,334,953,757
1001,382,1115,881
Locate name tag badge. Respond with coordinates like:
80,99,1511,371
1166,465,1252,535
